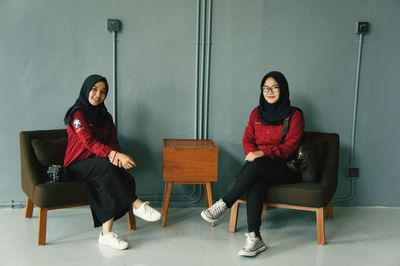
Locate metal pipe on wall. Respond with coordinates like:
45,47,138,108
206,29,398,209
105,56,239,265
350,33,364,167
203,0,212,139
112,31,118,128
334,33,364,202
195,0,201,139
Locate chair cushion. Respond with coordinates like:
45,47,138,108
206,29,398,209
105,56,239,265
32,137,67,166
33,181,88,208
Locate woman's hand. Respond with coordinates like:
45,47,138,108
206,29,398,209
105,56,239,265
245,151,264,162
109,150,136,169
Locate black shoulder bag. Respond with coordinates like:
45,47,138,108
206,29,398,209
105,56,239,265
281,117,317,182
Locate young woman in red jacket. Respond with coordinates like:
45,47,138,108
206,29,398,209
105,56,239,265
64,74,161,250
201,71,304,257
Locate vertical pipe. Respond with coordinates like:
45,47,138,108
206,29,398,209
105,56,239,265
203,0,212,139
199,0,206,139
334,33,363,203
112,31,117,128
195,0,201,139
350,33,363,166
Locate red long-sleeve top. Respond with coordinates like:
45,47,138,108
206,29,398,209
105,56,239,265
63,110,120,167
242,107,304,159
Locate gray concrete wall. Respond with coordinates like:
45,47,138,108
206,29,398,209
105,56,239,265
1,0,399,206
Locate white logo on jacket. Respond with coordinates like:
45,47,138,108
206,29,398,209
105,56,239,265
73,119,81,129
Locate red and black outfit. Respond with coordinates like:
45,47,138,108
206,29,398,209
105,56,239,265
222,71,304,237
63,75,137,227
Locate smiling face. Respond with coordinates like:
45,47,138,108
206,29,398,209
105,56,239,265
262,77,280,104
88,81,107,106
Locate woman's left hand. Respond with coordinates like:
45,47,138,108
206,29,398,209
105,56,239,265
245,151,264,162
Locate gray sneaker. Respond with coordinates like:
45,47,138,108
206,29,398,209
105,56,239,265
238,232,267,257
201,199,227,223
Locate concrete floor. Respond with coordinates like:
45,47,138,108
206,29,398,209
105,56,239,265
0,206,399,266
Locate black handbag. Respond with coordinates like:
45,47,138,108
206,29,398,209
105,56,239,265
281,117,317,182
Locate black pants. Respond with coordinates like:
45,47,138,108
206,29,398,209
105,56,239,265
222,157,302,236
66,157,138,227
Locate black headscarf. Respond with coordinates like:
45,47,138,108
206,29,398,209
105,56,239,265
258,71,294,125
64,74,109,127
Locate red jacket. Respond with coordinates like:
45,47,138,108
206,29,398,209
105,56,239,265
242,107,304,159
63,110,120,167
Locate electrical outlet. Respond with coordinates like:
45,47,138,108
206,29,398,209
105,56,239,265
347,167,359,177
357,22,370,34
107,19,122,33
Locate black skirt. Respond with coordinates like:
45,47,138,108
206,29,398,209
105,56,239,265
66,157,137,227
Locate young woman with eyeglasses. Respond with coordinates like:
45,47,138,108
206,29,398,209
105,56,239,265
201,71,304,257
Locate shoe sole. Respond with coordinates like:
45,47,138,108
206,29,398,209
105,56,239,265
201,210,226,224
98,240,129,250
133,211,162,222
238,245,267,257
201,211,217,223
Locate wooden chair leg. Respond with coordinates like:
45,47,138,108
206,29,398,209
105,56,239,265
324,201,334,220
25,197,34,218
127,206,136,230
316,207,326,245
38,207,48,245
228,201,240,233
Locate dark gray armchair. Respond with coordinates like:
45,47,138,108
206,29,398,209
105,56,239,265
20,129,136,245
228,131,340,245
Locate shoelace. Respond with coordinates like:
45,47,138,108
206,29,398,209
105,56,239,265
142,201,154,214
208,202,225,216
111,233,123,243
243,233,258,250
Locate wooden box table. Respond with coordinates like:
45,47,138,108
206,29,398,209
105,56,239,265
161,139,218,226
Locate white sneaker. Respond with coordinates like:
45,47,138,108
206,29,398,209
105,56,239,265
238,232,267,257
201,199,227,223
98,232,129,250
133,201,161,222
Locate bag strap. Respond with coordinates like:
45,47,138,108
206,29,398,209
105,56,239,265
281,117,290,144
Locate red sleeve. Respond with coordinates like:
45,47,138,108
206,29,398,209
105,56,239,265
269,110,304,159
242,108,267,155
70,110,113,157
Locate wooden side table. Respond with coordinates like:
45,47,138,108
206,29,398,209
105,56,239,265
161,139,218,227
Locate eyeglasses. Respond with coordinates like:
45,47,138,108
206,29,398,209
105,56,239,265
261,85,280,93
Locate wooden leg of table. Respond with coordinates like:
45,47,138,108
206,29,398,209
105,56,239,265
204,182,213,208
204,182,216,227
161,182,173,227
25,197,34,218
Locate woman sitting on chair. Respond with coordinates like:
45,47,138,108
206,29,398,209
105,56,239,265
64,74,161,250
201,71,304,257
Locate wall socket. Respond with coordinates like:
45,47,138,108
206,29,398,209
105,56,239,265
347,167,359,177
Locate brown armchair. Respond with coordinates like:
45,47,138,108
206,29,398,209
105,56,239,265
20,129,136,245
228,131,340,245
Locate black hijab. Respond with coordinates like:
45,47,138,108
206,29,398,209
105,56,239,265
64,74,109,127
258,71,294,125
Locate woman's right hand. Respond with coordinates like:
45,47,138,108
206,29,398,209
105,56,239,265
109,150,136,169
